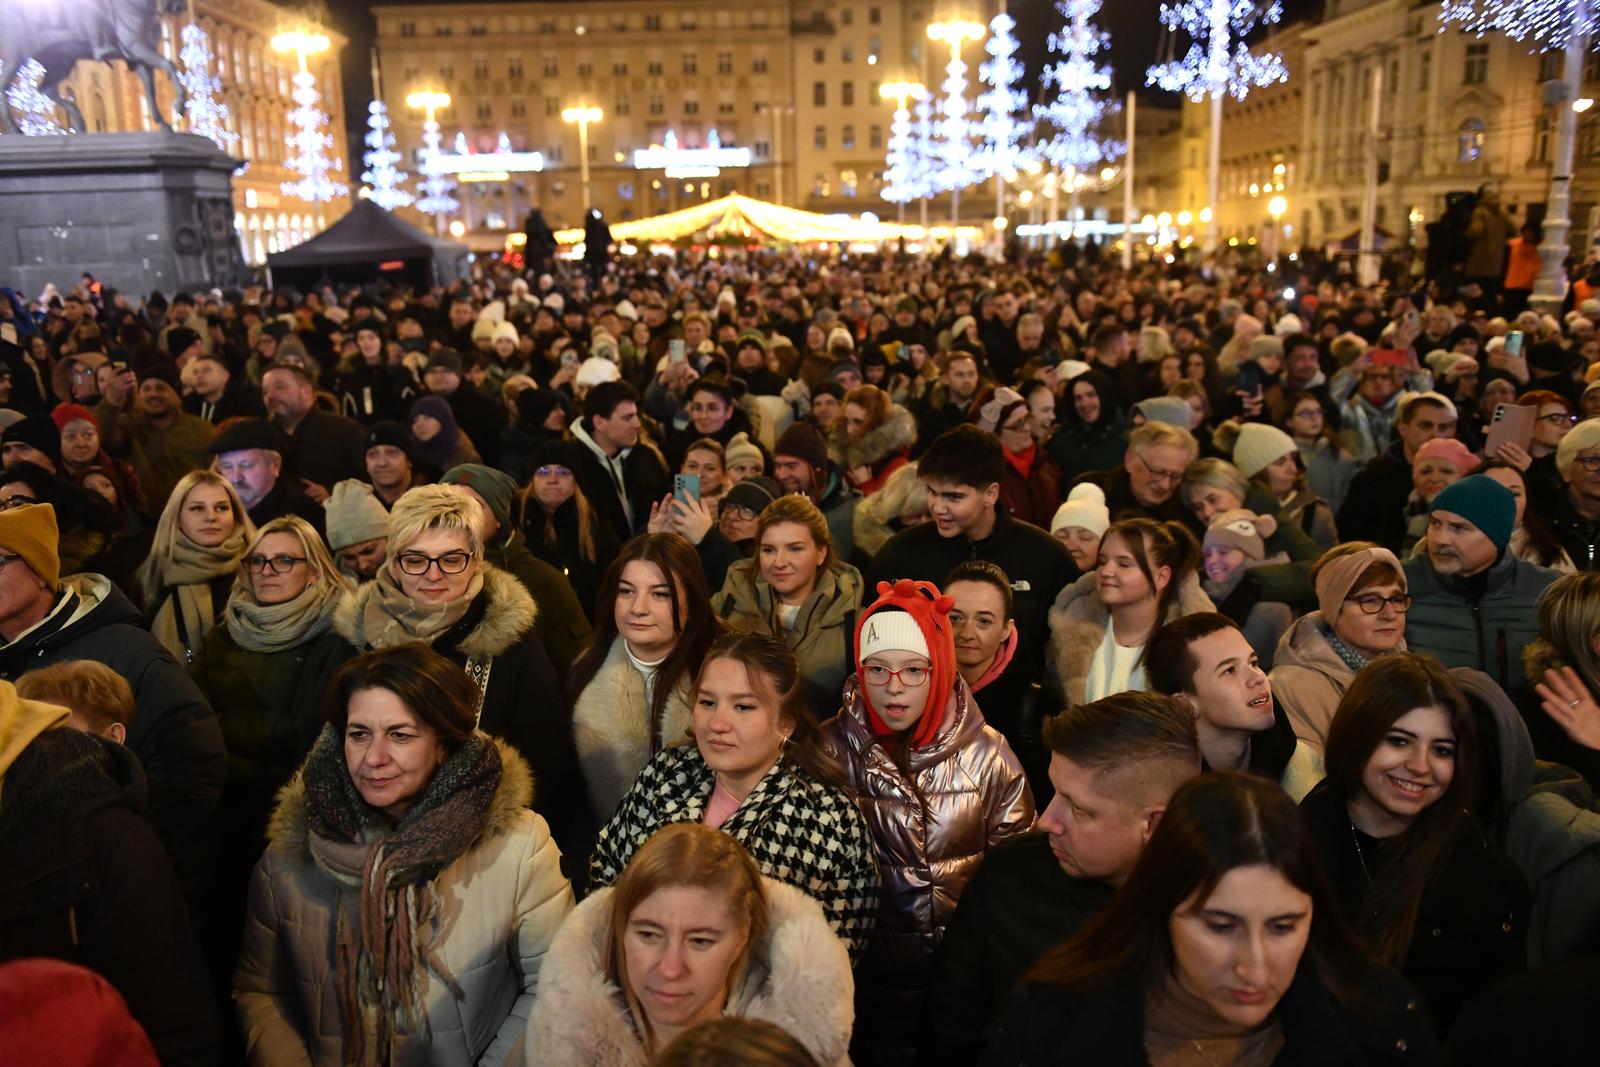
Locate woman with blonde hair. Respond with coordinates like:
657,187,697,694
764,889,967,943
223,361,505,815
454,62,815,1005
333,484,583,875
529,823,854,1066
851,461,928,558
137,469,255,664
714,495,863,718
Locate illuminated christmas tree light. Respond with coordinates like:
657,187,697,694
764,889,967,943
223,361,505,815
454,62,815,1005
977,13,1031,178
359,99,413,210
281,67,347,202
1146,0,1288,102
4,59,67,135
1036,0,1123,170
178,25,238,152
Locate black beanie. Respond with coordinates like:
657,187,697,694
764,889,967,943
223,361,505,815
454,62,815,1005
1,415,63,467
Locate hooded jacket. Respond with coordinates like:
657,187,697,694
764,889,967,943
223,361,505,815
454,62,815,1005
571,634,698,825
714,557,864,719
569,417,670,543
822,677,1034,974
527,877,853,1066
234,739,574,1067
0,708,219,1067
1270,611,1409,754
1047,571,1215,708
0,573,225,909
333,565,583,877
829,403,917,495
1403,550,1558,701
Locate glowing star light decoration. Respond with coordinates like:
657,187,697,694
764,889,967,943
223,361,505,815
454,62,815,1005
1036,0,1123,170
977,13,1031,178
1438,0,1598,51
4,58,67,135
359,99,412,210
178,25,238,152
1146,0,1288,102
926,21,987,196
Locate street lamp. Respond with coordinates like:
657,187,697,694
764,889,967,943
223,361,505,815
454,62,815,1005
406,90,456,232
271,30,330,74
562,105,603,212
272,29,346,205
1266,194,1288,261
927,19,986,228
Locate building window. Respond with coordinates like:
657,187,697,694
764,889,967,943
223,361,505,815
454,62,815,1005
618,182,634,201
1458,118,1485,162
814,47,825,64
869,124,882,149
718,101,736,115
869,6,882,24
1464,43,1488,85
543,57,558,78
469,22,487,37
476,100,492,120
718,52,733,75
840,169,858,197
539,19,556,33
546,98,560,117
616,96,630,115
614,62,629,76
755,140,771,159
403,66,419,83
473,59,488,80
841,8,854,25
579,62,593,78
842,124,855,149
650,95,665,116
400,21,416,37
548,145,563,163
681,14,698,30
1535,109,1553,162
1539,52,1562,82
842,45,853,64
685,99,700,115
814,82,826,106
753,57,768,74
648,60,663,76
842,81,854,106
435,25,452,37
683,54,698,75
508,58,523,79
645,14,661,30
510,99,526,118
814,125,827,149
439,64,454,81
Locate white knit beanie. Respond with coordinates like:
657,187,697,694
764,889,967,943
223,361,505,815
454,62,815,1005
827,326,855,351
324,479,390,551
1232,423,1297,479
492,321,519,344
1051,483,1110,537
858,609,931,661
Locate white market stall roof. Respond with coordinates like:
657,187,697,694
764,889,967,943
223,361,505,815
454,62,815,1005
534,194,982,246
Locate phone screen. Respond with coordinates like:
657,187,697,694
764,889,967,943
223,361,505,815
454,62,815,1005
669,339,686,365
1504,331,1524,357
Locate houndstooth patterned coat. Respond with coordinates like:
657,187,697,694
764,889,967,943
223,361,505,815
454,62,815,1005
588,744,879,960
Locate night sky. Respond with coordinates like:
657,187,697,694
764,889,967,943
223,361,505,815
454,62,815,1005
329,0,1322,140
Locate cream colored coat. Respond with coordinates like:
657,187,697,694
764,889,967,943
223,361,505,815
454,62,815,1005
572,635,697,822
233,740,575,1067
1269,611,1407,755
527,878,855,1066
1047,571,1216,708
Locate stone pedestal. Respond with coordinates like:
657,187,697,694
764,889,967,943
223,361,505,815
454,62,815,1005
0,130,247,296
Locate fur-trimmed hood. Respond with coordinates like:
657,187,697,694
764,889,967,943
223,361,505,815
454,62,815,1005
265,733,535,861
332,563,537,659
1047,570,1215,707
528,877,854,1066
828,403,917,471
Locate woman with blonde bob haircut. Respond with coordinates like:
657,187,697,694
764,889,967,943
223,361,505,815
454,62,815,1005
137,468,256,663
333,484,584,876
714,495,864,718
529,823,854,1066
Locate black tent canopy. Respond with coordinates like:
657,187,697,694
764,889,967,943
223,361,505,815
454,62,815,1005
266,201,470,289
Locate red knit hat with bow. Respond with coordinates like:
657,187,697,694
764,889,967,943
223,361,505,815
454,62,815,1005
853,578,957,748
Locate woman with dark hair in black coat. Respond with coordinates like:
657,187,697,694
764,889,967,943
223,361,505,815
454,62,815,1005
1046,369,1128,483
514,438,623,614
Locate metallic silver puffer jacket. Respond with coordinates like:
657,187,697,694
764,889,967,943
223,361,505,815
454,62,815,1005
822,676,1035,974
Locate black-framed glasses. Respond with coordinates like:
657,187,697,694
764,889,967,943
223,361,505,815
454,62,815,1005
1577,454,1600,473
243,554,307,575
999,418,1031,435
862,663,931,687
396,550,473,576
534,465,573,478
1132,450,1185,487
1346,593,1412,615
1538,412,1577,426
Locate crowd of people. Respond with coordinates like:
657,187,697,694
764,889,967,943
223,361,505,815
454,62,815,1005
2,237,1600,1067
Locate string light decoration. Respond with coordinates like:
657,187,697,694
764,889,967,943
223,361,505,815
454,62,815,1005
1036,0,1123,170
279,61,347,202
880,82,927,206
912,91,938,199
977,13,1031,178
410,95,459,219
359,99,413,210
1146,0,1288,102
178,25,237,152
1438,0,1598,51
926,21,987,196
4,59,67,135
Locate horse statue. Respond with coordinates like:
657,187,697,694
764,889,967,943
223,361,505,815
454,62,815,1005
0,0,190,136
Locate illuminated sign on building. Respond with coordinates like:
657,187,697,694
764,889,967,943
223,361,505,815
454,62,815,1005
632,129,751,178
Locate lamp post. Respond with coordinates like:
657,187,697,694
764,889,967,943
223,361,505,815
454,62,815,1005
272,28,346,205
927,19,986,229
1266,193,1287,263
407,90,455,233
562,105,603,213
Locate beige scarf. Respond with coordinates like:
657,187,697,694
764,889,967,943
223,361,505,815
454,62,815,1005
150,529,250,661
225,573,348,654
358,566,484,650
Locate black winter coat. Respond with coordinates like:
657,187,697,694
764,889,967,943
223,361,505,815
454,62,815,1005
984,959,1439,1066
276,408,369,494
517,495,623,615
182,381,265,424
0,574,226,911
1335,443,1412,554
922,833,1114,1064
0,729,219,1067
335,362,419,424
441,383,508,468
569,418,671,543
1299,781,1530,1033
486,526,593,677
1072,466,1191,525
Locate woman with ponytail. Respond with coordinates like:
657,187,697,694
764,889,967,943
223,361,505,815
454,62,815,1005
822,579,1034,1063
1047,517,1212,707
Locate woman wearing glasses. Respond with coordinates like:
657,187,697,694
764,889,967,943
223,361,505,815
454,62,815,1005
822,579,1033,1061
1270,543,1410,756
333,484,585,877
1516,389,1576,504
136,469,255,664
976,386,1063,529
515,439,621,613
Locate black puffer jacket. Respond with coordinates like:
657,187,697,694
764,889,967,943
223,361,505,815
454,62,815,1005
0,725,219,1067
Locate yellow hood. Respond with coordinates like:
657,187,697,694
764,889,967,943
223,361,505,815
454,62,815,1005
0,680,69,784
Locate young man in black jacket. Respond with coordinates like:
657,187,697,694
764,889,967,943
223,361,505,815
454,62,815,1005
920,691,1200,1062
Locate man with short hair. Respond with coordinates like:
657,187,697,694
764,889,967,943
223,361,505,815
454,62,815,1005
1076,420,1198,523
324,479,389,580
95,362,215,508
569,380,670,541
1535,418,1600,569
182,351,263,424
0,504,226,914
1337,392,1458,551
1146,612,1321,797
921,690,1200,1061
1404,475,1557,700
441,291,477,351
773,420,859,560
1087,321,1139,405
208,417,323,533
867,425,1077,693
667,376,760,467
1281,332,1329,396
422,347,507,467
364,420,424,507
912,350,985,453
980,288,1023,382
260,362,367,502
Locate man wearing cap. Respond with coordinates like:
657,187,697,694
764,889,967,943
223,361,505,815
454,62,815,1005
1533,417,1600,569
0,414,62,474
365,420,426,507
440,464,593,675
155,292,210,358
182,351,263,425
1338,391,1459,552
1332,344,1433,463
95,361,215,509
422,347,506,468
0,503,226,913
774,419,860,561
1403,475,1558,701
324,479,389,580
731,333,786,396
260,362,368,503
209,417,323,534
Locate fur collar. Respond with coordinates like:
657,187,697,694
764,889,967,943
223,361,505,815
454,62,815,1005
572,636,698,818
530,878,852,1066
332,563,536,659
828,404,916,470
1048,571,1215,707
265,734,534,861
